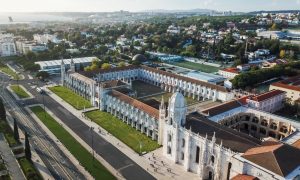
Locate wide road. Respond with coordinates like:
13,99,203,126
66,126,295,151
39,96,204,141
0,73,85,180
10,63,156,179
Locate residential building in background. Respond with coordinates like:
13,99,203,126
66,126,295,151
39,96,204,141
0,33,16,57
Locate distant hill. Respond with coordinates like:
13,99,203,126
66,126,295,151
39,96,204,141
248,10,300,14
140,9,215,13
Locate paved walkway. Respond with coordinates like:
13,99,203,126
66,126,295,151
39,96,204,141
46,86,200,180
0,134,25,180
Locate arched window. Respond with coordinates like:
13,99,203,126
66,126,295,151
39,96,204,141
226,162,232,180
252,117,259,123
251,125,257,131
269,131,276,138
211,155,215,165
270,123,278,130
168,134,172,142
170,118,173,125
261,120,268,127
167,146,171,154
181,152,184,160
280,126,288,133
182,139,185,147
195,146,200,163
260,128,266,135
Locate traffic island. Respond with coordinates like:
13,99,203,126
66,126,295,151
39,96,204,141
7,85,34,100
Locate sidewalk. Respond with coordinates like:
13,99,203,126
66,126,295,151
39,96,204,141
0,133,25,180
45,86,200,180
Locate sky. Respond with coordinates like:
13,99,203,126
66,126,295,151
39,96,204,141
0,0,300,12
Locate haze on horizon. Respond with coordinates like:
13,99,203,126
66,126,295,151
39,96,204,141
0,0,300,13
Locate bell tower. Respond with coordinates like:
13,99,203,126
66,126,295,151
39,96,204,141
158,97,166,145
61,59,65,86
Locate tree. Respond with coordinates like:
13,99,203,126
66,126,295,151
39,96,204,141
36,71,49,81
13,118,19,142
101,63,111,70
280,50,285,59
118,61,126,67
0,98,6,121
25,131,31,161
270,23,277,30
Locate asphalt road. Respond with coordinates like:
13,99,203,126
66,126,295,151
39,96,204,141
11,63,156,180
0,74,85,180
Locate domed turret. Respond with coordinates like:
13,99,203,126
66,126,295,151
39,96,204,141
169,92,186,109
132,54,147,62
168,91,187,127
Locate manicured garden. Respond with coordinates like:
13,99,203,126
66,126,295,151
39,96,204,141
48,86,92,110
170,61,220,73
30,106,115,180
18,157,42,180
0,62,19,80
85,110,161,153
10,85,30,99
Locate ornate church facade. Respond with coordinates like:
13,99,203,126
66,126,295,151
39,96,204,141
60,61,300,180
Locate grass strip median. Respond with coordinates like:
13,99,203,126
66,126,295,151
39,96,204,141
85,110,161,153
18,157,42,180
0,119,19,147
48,86,92,110
10,85,30,99
0,62,19,80
30,106,115,180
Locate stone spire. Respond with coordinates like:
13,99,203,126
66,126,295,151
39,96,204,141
212,131,216,144
70,57,75,72
160,96,165,109
61,58,65,86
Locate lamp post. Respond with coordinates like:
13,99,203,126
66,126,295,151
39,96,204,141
90,126,95,162
139,140,143,156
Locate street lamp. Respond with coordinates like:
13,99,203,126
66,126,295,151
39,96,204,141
90,126,95,162
139,140,143,156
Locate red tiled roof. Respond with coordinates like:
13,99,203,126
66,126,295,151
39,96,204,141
108,90,159,119
292,139,300,149
242,143,300,177
272,82,300,92
249,90,285,102
231,174,258,180
271,75,300,92
220,68,239,74
202,96,248,116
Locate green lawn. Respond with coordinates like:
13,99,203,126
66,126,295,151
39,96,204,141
0,119,19,147
10,85,30,99
18,157,42,180
170,61,220,73
48,86,92,110
0,62,20,80
85,110,161,153
30,106,115,180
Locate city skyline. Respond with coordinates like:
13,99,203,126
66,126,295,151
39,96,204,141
0,0,300,13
